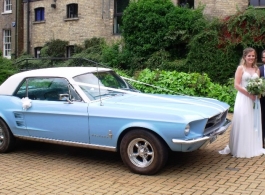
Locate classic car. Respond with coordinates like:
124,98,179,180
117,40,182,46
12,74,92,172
0,67,231,175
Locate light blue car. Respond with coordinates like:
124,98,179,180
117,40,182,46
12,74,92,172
0,67,231,175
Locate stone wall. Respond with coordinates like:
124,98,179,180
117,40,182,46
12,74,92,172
0,0,16,58
0,0,24,58
23,0,250,56
23,0,115,55
195,0,249,18
170,0,249,17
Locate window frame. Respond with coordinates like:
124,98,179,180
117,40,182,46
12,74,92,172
67,3,78,18
3,29,11,59
3,0,12,13
34,47,42,58
66,45,75,58
178,0,194,8
34,7,45,22
113,0,129,34
249,0,265,6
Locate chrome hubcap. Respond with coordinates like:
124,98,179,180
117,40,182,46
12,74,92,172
0,126,4,146
127,138,154,168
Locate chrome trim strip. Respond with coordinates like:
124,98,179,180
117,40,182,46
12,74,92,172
172,136,209,144
15,135,117,152
172,119,231,145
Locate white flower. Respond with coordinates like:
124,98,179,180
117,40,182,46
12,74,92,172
21,97,32,110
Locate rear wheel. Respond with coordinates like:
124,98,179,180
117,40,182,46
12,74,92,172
120,129,168,175
0,120,15,153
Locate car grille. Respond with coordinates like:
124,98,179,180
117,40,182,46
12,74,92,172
203,110,228,135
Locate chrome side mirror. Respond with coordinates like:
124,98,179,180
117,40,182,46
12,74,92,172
59,94,73,104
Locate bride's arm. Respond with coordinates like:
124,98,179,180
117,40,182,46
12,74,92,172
257,68,261,77
234,65,255,101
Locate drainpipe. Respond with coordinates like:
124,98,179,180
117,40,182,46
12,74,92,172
15,0,18,58
27,0,30,54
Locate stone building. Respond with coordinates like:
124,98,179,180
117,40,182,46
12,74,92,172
23,0,119,57
196,0,250,18
173,0,250,18
0,0,263,58
0,0,23,59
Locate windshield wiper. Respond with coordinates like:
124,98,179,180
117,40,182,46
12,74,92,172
93,90,124,98
121,88,141,93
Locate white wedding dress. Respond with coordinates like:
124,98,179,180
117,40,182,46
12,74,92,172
219,70,265,158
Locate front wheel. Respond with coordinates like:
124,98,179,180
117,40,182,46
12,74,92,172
0,120,15,153
120,129,168,175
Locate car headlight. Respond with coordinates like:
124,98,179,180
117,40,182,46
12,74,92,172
184,124,190,136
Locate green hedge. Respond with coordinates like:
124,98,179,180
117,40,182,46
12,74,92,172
0,57,18,84
187,8,265,84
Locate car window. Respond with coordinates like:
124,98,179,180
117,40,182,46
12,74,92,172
74,71,127,88
14,77,82,102
73,71,130,100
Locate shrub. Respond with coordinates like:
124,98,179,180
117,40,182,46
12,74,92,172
41,39,69,58
71,37,106,63
102,42,123,68
128,69,236,112
0,57,18,84
122,0,176,57
187,8,265,84
187,27,241,84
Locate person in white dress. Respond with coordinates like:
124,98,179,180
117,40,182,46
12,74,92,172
219,47,265,158
258,50,265,147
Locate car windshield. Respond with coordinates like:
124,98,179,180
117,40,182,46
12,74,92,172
73,71,133,100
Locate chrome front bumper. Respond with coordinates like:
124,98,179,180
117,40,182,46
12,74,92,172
172,119,231,145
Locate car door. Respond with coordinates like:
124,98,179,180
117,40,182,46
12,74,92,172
14,77,89,143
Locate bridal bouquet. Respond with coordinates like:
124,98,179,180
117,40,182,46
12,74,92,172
246,77,265,97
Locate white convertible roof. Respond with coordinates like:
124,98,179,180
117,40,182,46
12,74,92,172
0,67,111,95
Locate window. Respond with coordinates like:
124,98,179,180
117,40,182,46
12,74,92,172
14,78,81,102
4,0,12,13
67,4,78,18
34,47,42,58
73,71,129,100
3,29,11,59
178,0,194,8
66,46,75,57
35,7,45,21
113,0,129,34
249,0,265,6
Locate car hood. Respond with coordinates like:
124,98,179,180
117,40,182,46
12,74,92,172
101,93,229,120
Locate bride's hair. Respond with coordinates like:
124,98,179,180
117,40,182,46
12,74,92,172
239,47,258,69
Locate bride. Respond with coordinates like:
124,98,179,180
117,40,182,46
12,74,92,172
219,47,265,158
